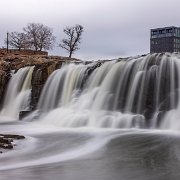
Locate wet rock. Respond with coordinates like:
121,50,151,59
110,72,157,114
30,61,63,110
0,61,11,108
0,134,25,152
0,134,25,140
19,110,31,120
0,143,13,149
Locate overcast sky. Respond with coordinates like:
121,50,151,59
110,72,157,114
0,0,180,60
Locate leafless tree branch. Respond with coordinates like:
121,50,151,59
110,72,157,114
23,23,56,51
59,24,84,58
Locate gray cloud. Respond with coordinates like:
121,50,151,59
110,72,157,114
0,0,180,60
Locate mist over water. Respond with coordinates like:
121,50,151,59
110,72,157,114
1,53,180,179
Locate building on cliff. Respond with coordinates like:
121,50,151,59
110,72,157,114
150,26,180,53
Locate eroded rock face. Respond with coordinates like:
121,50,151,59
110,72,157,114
0,61,11,108
30,61,63,110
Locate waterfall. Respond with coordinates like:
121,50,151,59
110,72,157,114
0,66,34,119
35,53,180,129
37,64,89,111
1,53,180,129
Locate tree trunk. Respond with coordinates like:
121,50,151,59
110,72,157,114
69,51,72,58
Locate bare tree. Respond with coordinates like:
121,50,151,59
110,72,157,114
59,24,84,58
23,23,56,51
5,32,29,51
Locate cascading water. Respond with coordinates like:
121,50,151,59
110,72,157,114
38,64,89,111
1,54,180,180
0,66,34,119
1,53,180,129
34,53,180,129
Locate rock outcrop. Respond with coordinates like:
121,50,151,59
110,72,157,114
0,134,25,153
30,60,62,110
